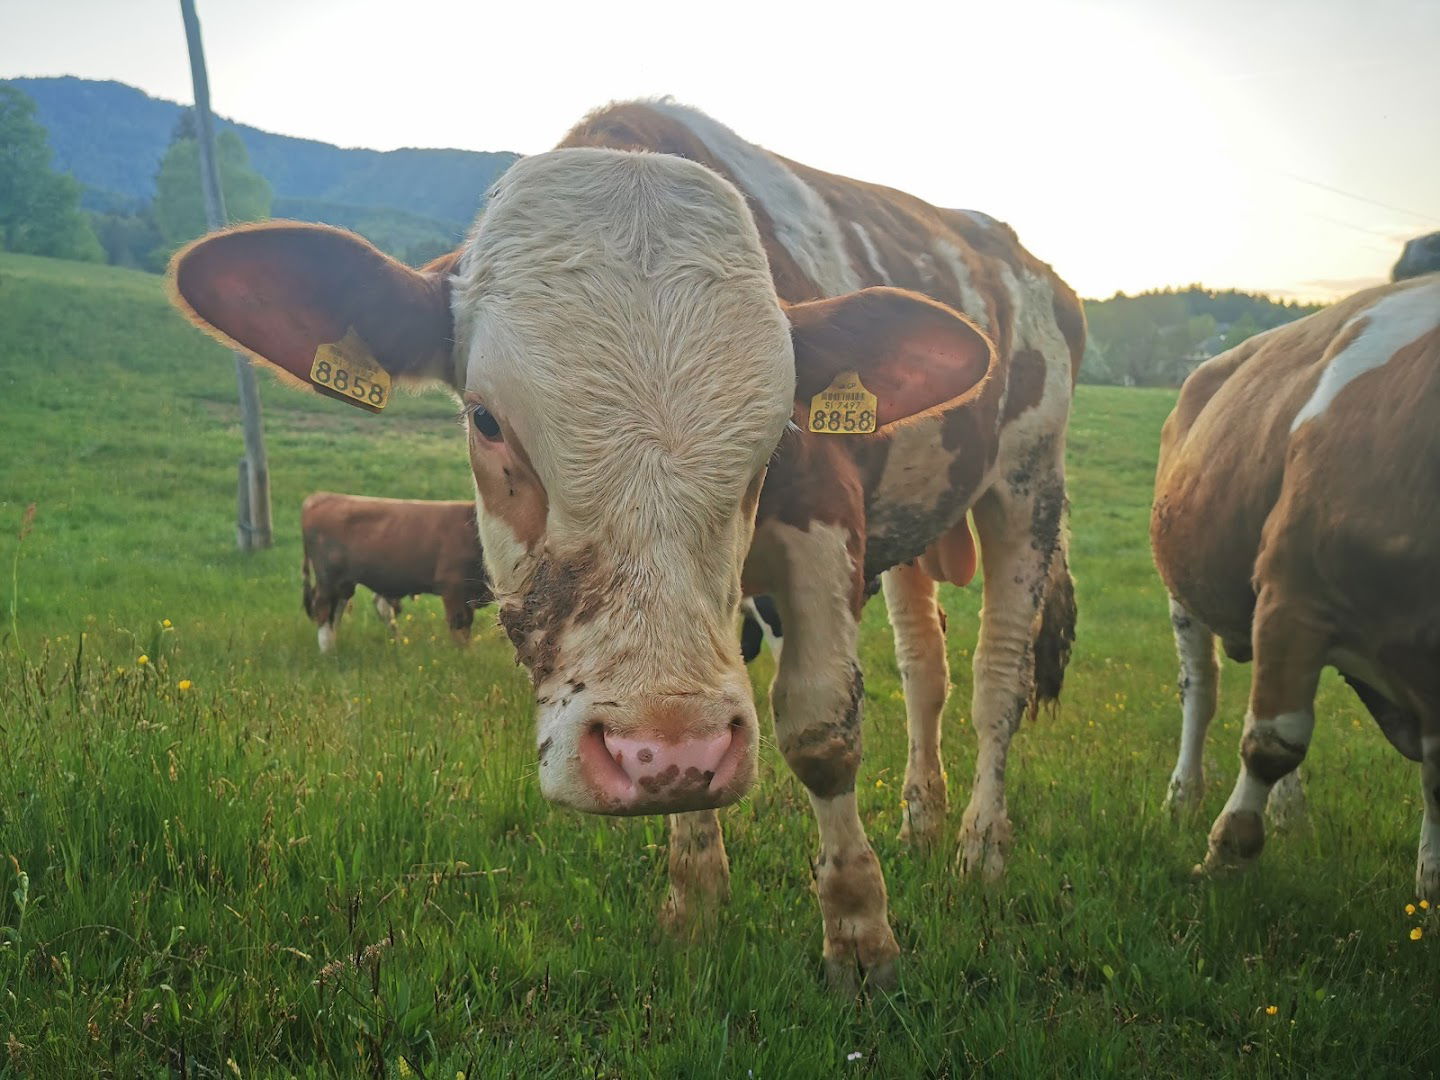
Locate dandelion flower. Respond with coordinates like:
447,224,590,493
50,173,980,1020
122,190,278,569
1264,1005,1278,1016
1410,927,1423,941
875,778,884,789
1406,903,1417,915
178,680,192,692
402,636,411,645
162,619,173,629
1422,900,1432,911
115,667,125,676
137,654,149,665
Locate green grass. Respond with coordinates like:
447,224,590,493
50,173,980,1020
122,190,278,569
0,251,1435,1077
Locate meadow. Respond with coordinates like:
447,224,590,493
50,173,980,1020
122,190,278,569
0,251,1435,1077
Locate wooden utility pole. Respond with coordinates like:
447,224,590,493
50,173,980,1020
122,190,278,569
179,0,273,551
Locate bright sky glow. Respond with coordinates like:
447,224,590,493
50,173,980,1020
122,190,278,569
3,0,1437,300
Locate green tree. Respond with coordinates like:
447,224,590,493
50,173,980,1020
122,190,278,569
150,127,271,264
0,85,103,261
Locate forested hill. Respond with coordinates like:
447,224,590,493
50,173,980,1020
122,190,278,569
6,76,519,232
1081,286,1323,387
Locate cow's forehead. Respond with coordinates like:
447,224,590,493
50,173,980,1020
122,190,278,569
451,146,796,539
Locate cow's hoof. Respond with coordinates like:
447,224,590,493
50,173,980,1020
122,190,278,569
957,812,1011,881
1265,773,1309,833
1164,773,1204,818
898,787,947,850
1201,809,1264,875
658,880,728,937
823,933,900,995
1416,860,1440,904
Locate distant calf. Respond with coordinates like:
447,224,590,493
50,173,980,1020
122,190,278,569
301,493,491,651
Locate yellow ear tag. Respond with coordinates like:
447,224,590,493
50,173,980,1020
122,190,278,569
808,371,878,434
309,328,391,413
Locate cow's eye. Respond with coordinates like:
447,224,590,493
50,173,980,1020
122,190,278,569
471,405,503,441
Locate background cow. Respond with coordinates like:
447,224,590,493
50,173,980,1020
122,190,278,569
1392,231,1440,281
1152,271,1440,900
171,101,1082,988
301,493,491,651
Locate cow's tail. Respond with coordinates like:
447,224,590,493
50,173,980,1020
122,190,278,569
1030,524,1077,720
302,548,317,619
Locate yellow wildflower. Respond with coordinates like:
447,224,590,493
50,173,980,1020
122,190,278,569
178,680,192,692
115,667,125,676
1422,900,1432,911
1264,1005,1278,1016
162,619,173,629
875,778,884,789
1410,927,1423,941
1406,903,1417,915
137,654,149,665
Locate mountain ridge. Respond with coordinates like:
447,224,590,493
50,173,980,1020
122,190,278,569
6,75,520,233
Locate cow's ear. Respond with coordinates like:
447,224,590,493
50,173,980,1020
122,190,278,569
169,223,459,398
787,287,996,430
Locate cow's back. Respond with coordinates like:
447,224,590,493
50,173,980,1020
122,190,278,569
560,103,1084,417
560,102,1084,573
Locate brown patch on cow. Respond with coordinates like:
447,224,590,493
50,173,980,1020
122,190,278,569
1241,730,1308,785
497,549,606,686
781,666,864,798
1053,286,1087,384
537,737,553,764
1002,348,1047,423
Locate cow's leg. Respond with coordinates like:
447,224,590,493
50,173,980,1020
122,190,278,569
768,522,898,991
881,562,950,849
1202,588,1324,874
442,590,474,646
659,809,731,930
1266,769,1309,832
1165,597,1219,814
316,588,351,653
373,594,401,629
1418,733,1440,901
958,470,1065,880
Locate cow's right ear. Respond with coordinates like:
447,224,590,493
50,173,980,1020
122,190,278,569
169,223,459,399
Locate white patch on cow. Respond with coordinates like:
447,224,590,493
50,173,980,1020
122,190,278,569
932,239,989,329
317,625,336,653
646,101,861,296
956,208,1000,230
1419,735,1440,899
849,222,885,281
452,148,789,797
871,416,954,538
1291,276,1440,432
373,596,396,624
1165,596,1219,810
740,597,782,662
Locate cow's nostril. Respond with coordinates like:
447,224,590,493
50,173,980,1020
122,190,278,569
730,714,745,728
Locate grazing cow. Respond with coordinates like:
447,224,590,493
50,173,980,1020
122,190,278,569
301,493,491,651
170,101,1082,987
1152,272,1440,899
1392,231,1440,282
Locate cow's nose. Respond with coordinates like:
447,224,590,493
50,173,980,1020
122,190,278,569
577,718,750,814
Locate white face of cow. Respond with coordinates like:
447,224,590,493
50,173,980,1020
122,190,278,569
452,149,794,813
169,143,999,819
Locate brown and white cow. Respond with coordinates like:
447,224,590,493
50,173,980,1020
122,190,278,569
169,101,1081,987
300,492,491,651
1152,272,1440,899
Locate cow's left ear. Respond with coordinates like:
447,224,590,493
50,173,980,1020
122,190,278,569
787,287,996,429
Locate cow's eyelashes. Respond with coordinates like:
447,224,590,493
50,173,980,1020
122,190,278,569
469,404,503,442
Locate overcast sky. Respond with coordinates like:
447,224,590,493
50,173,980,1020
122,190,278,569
4,0,1437,300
